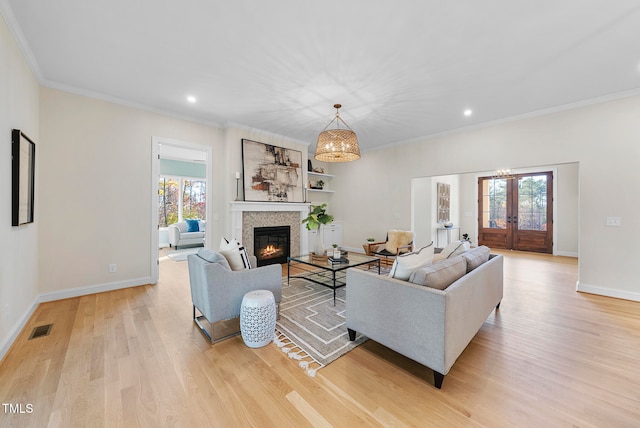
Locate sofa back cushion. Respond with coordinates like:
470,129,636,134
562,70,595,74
433,240,471,262
462,246,491,273
388,242,434,280
172,221,187,233
196,249,231,270
409,256,466,290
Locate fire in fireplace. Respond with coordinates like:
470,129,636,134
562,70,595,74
253,226,290,266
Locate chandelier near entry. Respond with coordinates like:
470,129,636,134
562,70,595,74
314,104,360,162
493,169,515,179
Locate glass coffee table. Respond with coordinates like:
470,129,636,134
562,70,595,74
287,253,381,305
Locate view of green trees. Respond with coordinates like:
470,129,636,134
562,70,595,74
484,175,548,231
158,177,206,227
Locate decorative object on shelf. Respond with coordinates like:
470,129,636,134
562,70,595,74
242,138,304,202
312,167,324,173
444,222,454,228
308,159,313,171
310,180,324,190
301,203,334,255
11,129,36,226
315,104,360,163
234,171,241,201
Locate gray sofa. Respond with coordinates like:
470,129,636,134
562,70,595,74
187,249,282,343
346,250,503,389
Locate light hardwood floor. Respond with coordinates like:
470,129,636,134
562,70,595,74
1,250,639,427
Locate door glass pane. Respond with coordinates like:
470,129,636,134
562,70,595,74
518,175,547,231
482,178,507,229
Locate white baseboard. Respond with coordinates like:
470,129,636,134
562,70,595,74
576,281,640,302
0,277,153,363
38,276,153,302
0,296,39,363
555,250,579,258
342,245,365,254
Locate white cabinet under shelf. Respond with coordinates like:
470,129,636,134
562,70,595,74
307,221,343,254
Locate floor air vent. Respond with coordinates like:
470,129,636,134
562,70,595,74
28,324,53,340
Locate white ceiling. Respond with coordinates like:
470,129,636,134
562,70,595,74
4,1,640,152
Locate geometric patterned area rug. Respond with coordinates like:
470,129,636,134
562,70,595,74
274,277,368,377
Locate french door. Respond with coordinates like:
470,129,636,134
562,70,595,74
478,172,553,253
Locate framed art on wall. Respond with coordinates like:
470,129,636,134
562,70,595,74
12,129,36,226
241,139,304,202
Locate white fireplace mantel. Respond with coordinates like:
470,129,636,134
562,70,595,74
230,202,311,255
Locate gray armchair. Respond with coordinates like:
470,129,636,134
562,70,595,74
187,248,282,343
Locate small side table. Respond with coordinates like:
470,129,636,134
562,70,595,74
240,290,276,348
436,227,461,247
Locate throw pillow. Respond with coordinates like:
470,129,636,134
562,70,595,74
186,219,200,232
409,256,466,290
433,240,470,262
196,249,231,270
462,245,490,273
219,238,246,271
239,246,252,269
389,243,435,280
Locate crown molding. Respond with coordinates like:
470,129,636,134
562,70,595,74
0,0,44,82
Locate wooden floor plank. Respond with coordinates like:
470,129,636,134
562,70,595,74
1,249,639,427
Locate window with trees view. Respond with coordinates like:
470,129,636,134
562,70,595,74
158,177,206,227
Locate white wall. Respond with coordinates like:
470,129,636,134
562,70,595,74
331,95,640,301
38,88,224,295
0,14,40,359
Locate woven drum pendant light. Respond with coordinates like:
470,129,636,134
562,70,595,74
314,104,360,162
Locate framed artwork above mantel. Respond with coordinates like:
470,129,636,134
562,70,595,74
241,139,304,203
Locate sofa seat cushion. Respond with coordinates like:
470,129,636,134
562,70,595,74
462,246,491,273
433,240,470,262
409,256,466,290
180,231,204,239
389,243,434,280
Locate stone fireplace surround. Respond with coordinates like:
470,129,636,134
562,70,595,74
230,202,310,259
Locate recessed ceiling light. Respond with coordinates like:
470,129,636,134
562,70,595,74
463,109,473,117
187,95,197,103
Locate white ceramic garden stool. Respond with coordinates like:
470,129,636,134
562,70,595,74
240,290,277,348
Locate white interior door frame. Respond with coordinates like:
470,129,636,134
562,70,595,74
151,136,212,283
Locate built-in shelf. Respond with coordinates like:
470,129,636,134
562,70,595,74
308,171,335,179
308,189,335,193
307,171,335,194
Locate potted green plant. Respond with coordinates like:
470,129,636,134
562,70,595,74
302,204,334,255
